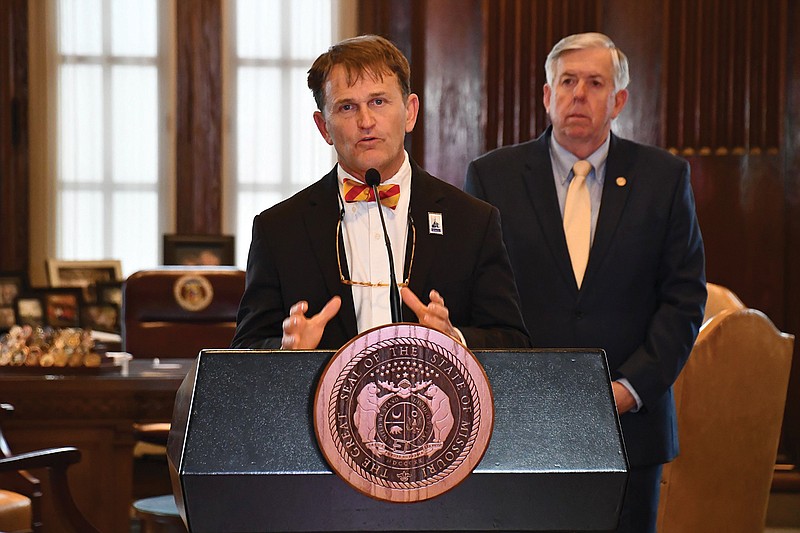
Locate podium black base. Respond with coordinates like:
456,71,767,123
168,349,627,532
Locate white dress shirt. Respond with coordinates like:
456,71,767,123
337,152,411,333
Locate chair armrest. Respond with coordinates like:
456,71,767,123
0,446,100,533
0,447,82,472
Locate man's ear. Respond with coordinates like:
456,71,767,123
611,89,629,119
313,111,334,145
543,84,552,115
404,93,420,134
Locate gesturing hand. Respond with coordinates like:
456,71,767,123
400,287,460,341
281,296,342,350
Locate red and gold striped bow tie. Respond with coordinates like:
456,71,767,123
342,178,401,210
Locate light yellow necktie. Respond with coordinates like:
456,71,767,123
564,160,592,288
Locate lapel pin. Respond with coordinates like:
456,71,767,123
616,176,627,187
428,212,443,235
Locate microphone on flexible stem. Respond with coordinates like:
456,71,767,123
365,167,403,323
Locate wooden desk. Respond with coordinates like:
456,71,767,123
0,358,192,533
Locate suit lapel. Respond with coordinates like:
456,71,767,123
303,167,358,338
585,133,633,288
406,163,444,302
522,130,578,290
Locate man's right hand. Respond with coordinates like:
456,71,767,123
281,296,341,349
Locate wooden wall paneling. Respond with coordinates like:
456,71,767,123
762,0,784,152
175,0,222,235
357,0,392,34
780,0,800,466
482,0,601,153
662,0,684,149
690,154,785,320
516,1,532,147
409,0,426,168
358,0,415,51
356,0,423,165
751,0,766,149
0,0,29,273
720,0,735,149
732,0,749,151
602,0,666,146
706,0,721,150
662,0,784,155
741,0,753,148
692,0,708,151
418,0,482,186
500,0,516,147
483,0,501,150
530,1,551,139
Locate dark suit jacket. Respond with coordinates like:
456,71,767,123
465,128,706,467
232,161,530,351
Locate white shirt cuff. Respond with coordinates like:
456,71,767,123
616,378,643,412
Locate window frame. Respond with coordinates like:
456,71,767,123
221,0,358,267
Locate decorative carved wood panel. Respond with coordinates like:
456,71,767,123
175,0,223,234
662,0,786,155
0,0,30,273
483,0,601,150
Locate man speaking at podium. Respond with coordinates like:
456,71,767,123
232,35,528,351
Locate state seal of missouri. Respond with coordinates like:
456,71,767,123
313,324,494,502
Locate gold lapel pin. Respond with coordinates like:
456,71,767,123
616,176,627,187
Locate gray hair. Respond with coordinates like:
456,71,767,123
545,32,630,92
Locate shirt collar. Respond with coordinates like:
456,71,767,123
550,134,611,185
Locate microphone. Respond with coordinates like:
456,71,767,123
365,168,403,322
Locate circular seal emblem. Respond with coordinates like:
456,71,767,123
173,275,214,312
314,324,494,502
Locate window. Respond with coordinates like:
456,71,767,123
226,0,353,266
31,0,353,282
55,0,172,277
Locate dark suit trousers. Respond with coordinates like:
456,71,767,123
613,464,663,533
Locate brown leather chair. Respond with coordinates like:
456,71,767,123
122,267,245,358
0,404,99,533
702,281,746,323
656,298,795,532
123,268,244,529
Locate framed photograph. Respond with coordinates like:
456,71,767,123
0,271,27,306
0,306,16,332
96,280,123,307
163,234,235,266
81,302,120,333
45,259,123,301
13,294,46,328
43,289,82,328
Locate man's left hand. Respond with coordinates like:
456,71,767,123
400,287,460,341
612,381,637,414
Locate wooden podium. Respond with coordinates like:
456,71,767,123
167,349,627,532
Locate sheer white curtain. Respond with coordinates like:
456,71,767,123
54,0,172,277
226,0,353,267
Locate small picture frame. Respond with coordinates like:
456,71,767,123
163,234,235,266
13,294,46,328
0,306,16,332
43,289,82,328
0,271,27,306
45,259,123,301
96,280,123,307
81,302,120,333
